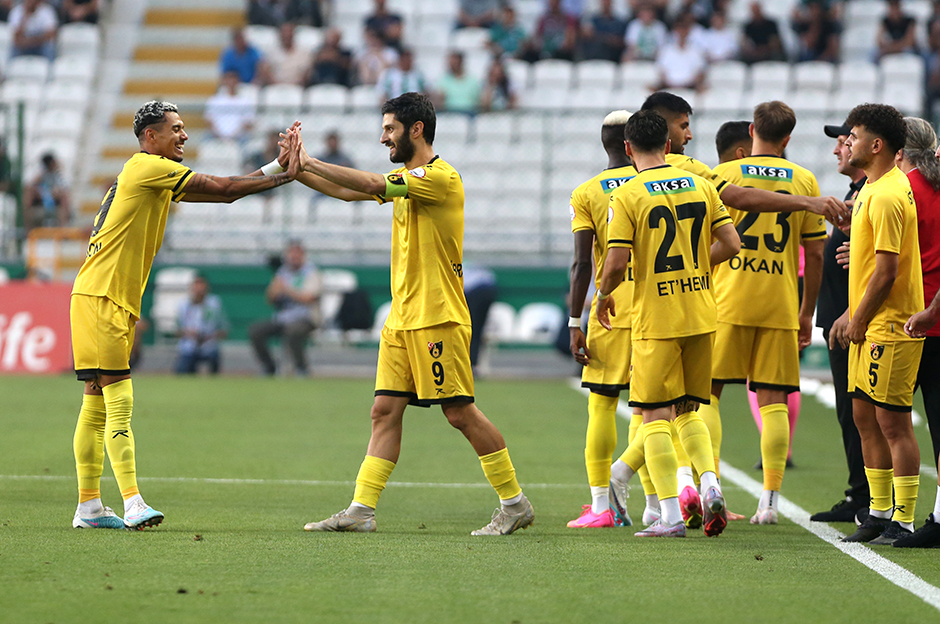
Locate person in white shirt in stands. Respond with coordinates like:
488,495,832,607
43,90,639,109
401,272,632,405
204,71,256,142
690,10,740,63
655,15,707,91
10,0,57,61
263,23,313,85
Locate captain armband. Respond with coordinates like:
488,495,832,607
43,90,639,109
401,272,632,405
384,173,409,198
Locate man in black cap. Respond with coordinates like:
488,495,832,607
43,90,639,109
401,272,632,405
810,121,869,523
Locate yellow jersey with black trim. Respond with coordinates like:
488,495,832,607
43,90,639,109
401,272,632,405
570,165,638,329
848,166,923,342
72,152,193,318
666,153,728,194
375,156,471,330
608,164,732,340
711,155,826,329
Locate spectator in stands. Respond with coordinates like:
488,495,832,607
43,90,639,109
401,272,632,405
316,130,355,169
456,0,501,29
435,51,482,115
243,129,281,174
249,241,322,377
673,0,716,27
579,0,627,62
741,1,784,63
655,15,707,91
877,0,918,60
791,0,841,63
204,70,256,141
174,275,229,375
489,5,528,58
247,0,324,27
356,28,399,87
61,0,98,24
0,0,12,22
307,28,355,87
263,22,313,85
377,48,427,101
23,152,70,231
929,0,940,36
528,0,578,61
365,0,403,51
926,21,940,118
693,10,739,63
220,27,264,84
480,57,518,112
623,4,668,62
9,0,57,61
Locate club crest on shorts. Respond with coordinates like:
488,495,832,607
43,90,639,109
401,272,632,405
428,341,443,358
870,343,884,360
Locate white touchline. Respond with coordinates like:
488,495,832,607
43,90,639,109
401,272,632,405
568,380,940,611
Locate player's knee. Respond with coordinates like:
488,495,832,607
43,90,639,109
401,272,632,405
877,414,914,442
442,402,477,430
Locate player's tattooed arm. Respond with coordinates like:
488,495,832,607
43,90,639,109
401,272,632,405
180,171,292,203
675,399,700,416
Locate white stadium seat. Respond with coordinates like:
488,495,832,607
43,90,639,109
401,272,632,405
244,25,279,57
532,59,574,90
5,56,50,83
576,60,618,90
707,60,747,92
303,84,348,110
57,22,99,57
793,61,836,93
620,61,658,91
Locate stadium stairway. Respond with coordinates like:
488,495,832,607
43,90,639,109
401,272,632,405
79,0,243,219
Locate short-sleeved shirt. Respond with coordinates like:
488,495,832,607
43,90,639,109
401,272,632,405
570,164,639,329
220,45,262,83
375,156,471,330
907,168,940,338
666,153,729,194
711,155,827,329
848,166,923,342
744,17,779,47
72,153,193,318
607,164,732,339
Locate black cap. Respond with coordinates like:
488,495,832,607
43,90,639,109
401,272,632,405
824,122,851,138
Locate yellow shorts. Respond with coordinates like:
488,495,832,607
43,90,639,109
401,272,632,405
375,322,475,407
712,322,800,393
581,321,632,396
848,339,923,411
629,332,714,408
70,294,136,381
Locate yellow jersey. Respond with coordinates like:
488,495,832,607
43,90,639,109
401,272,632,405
848,166,924,342
72,152,193,318
712,156,827,329
570,165,638,329
608,164,732,340
376,156,471,330
666,153,728,194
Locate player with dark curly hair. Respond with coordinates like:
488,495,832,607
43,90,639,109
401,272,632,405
833,104,924,545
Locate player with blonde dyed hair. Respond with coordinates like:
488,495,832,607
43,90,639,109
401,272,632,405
71,101,301,530
597,110,741,537
566,110,642,528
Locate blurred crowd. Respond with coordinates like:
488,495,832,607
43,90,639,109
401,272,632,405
0,0,99,61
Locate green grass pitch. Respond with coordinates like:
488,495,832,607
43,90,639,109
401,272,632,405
2,373,940,623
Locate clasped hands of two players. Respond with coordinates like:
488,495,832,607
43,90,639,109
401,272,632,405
276,121,317,176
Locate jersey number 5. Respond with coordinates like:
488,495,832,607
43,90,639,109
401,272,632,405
649,201,706,274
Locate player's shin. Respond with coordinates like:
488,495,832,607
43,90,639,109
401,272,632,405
586,392,618,513
759,403,789,498
74,393,107,509
352,455,396,511
102,379,139,502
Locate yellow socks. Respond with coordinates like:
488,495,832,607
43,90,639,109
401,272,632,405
74,394,106,502
893,475,919,524
759,403,789,492
866,467,894,517
644,420,678,502
697,395,722,475
479,447,522,503
585,393,618,488
102,379,138,499
674,411,715,480
628,412,655,496
353,455,396,509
